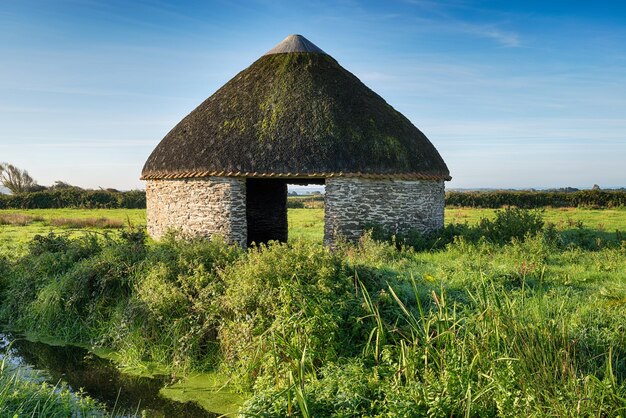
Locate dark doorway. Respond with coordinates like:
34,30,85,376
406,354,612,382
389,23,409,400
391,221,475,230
246,179,288,245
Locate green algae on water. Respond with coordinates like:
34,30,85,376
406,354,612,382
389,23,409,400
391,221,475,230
160,372,246,416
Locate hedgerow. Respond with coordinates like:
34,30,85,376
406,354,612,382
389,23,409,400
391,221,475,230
0,189,145,209
446,189,626,208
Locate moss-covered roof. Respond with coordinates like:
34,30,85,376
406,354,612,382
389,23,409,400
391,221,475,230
142,35,450,181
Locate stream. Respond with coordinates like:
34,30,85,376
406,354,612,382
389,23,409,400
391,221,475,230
0,333,216,417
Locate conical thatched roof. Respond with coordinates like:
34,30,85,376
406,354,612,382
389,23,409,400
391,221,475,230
142,35,450,181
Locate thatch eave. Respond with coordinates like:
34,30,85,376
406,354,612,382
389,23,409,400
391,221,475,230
140,171,451,181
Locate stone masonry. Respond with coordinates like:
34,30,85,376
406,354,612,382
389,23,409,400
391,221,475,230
146,177,247,246
324,178,445,245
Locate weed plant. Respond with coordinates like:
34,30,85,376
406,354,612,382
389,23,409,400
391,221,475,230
0,209,624,416
0,213,45,226
49,217,124,229
1,346,107,417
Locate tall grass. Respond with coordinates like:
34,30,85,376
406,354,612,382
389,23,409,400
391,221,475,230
244,270,625,416
1,345,107,417
49,216,124,229
0,209,624,416
0,213,44,226
0,212,123,228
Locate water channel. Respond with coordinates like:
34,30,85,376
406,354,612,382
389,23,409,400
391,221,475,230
0,333,216,417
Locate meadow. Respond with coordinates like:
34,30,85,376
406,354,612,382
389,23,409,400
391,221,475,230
0,206,625,416
0,208,146,258
2,206,625,253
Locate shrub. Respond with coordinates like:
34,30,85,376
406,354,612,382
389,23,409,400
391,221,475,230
117,234,243,370
287,195,325,209
218,241,363,387
370,208,546,251
287,199,305,208
445,190,626,209
479,207,544,244
0,189,146,209
2,226,625,417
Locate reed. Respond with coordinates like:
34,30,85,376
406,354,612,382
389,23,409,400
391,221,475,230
48,216,124,229
0,344,107,416
0,213,44,226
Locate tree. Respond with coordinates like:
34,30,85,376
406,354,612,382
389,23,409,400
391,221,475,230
50,180,82,190
0,163,41,194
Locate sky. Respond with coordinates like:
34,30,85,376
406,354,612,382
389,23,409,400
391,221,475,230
1,0,625,190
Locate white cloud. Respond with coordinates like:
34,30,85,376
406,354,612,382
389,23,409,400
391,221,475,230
460,24,521,47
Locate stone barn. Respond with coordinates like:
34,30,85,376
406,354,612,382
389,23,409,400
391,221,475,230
141,35,451,247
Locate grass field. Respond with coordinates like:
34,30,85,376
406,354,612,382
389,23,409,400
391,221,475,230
2,207,625,256
1,206,625,416
0,209,146,257
447,207,626,231
290,207,626,239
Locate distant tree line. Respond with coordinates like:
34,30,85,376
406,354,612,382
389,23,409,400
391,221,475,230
0,162,145,209
445,190,626,208
4,189,623,210
287,194,325,208
2,163,624,210
0,188,146,209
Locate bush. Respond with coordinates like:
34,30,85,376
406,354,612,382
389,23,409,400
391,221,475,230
479,207,544,243
2,227,625,417
287,199,305,208
371,207,546,251
218,241,363,387
118,234,243,370
0,189,146,209
446,190,626,209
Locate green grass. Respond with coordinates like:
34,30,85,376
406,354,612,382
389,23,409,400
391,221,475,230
288,208,325,242
0,208,146,224
1,207,625,416
0,360,107,417
0,209,145,257
288,207,626,243
446,206,626,231
2,207,624,256
447,207,626,246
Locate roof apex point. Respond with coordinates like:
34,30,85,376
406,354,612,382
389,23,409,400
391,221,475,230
264,34,326,56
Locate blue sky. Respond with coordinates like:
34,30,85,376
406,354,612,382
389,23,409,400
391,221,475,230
1,0,625,190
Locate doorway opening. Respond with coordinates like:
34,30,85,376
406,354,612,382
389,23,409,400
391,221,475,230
245,178,324,246
246,179,287,246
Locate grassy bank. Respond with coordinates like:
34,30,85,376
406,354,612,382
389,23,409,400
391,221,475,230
0,208,625,416
0,358,106,417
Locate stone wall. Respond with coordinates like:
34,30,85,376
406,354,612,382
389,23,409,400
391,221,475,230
324,178,444,245
145,177,247,246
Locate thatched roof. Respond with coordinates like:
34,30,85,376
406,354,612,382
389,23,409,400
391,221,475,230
142,35,450,181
